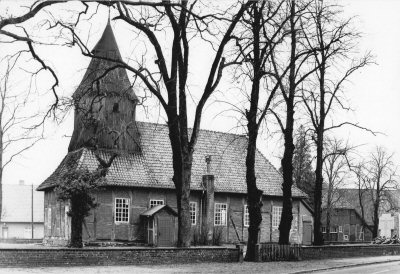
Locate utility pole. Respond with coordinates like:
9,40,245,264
31,184,34,239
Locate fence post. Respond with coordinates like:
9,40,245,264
236,244,244,263
255,243,261,262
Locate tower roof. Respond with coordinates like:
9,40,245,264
91,20,122,59
73,21,137,101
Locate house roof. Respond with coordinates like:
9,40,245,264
322,188,380,226
37,122,306,198
2,184,44,223
140,205,178,217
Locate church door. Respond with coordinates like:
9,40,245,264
302,221,312,245
157,216,174,247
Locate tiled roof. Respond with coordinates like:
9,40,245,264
2,184,44,223
322,189,380,226
38,121,306,198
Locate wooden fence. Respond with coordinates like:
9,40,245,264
257,243,302,261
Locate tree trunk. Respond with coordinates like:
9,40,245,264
177,157,192,247
313,2,327,247
69,198,83,248
373,194,380,238
278,0,296,245
244,3,264,261
168,119,192,247
279,123,294,244
313,122,325,245
326,210,330,242
244,118,263,261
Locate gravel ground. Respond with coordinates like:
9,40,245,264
2,256,400,274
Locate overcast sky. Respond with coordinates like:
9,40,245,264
1,0,400,187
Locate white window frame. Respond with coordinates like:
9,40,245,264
244,205,250,227
115,198,130,223
322,226,326,233
331,226,338,233
214,203,228,226
338,226,343,233
149,199,164,208
272,206,283,229
190,202,197,225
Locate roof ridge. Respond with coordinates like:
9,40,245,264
135,120,247,138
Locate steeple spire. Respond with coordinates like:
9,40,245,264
69,21,140,153
91,20,121,60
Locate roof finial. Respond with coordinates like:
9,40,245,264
108,5,111,24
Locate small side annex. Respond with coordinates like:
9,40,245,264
37,21,313,247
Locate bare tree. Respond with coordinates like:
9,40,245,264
58,1,251,247
364,147,398,238
301,0,373,245
322,138,352,241
231,0,290,260
0,1,63,118
0,54,44,224
268,0,318,244
351,161,371,238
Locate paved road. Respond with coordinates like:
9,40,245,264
1,257,400,274
316,261,400,274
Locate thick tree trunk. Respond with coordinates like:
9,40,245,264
313,115,325,245
69,198,83,248
279,122,294,244
279,0,296,245
177,157,192,247
313,3,327,247
243,3,264,261
168,119,192,247
244,119,263,261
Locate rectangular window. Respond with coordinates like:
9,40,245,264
331,226,338,233
190,202,197,225
214,203,227,226
339,226,343,233
322,226,326,233
272,206,283,228
115,198,129,223
150,199,164,208
244,205,250,227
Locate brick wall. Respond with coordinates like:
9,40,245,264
0,247,240,267
302,244,400,260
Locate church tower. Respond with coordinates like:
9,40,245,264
68,21,140,153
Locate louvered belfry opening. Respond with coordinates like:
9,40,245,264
68,21,141,153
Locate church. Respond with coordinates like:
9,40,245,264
37,22,313,247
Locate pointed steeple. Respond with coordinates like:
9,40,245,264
69,22,140,153
91,20,122,60
73,22,137,100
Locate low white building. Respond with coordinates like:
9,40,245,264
378,213,399,238
1,183,44,239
